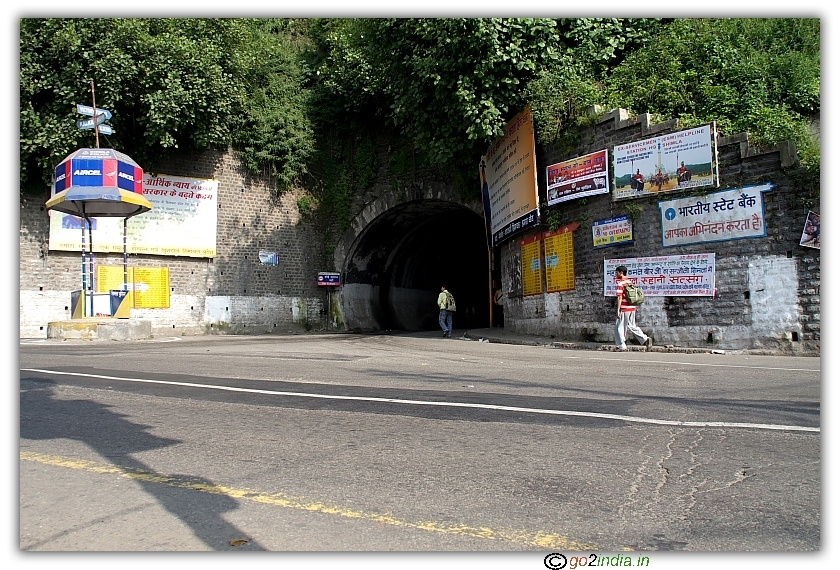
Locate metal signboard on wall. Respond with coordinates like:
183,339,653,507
481,106,541,247
604,254,715,297
519,235,543,297
592,215,633,249
317,272,341,286
543,223,579,293
96,265,170,308
50,173,219,257
546,149,609,206
613,125,717,201
259,251,279,265
658,183,774,247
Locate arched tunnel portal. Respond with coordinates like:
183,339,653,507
340,200,491,332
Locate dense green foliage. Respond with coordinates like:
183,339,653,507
232,19,315,192
528,18,820,172
20,17,314,194
308,18,666,190
614,18,819,171
21,17,819,216
20,18,253,190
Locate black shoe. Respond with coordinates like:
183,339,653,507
443,332,448,337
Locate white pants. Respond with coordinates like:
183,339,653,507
616,310,648,348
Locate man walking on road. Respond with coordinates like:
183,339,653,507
614,265,652,351
437,285,456,338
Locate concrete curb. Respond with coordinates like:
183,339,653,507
46,319,152,341
464,331,725,355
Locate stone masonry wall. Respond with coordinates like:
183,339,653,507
19,111,819,354
499,110,819,355
20,147,331,338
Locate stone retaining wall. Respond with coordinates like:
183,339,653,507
498,110,819,355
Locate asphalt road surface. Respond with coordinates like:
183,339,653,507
19,332,820,553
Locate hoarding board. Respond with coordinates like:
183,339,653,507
546,149,609,206
592,215,633,249
604,254,715,297
481,107,541,246
658,183,774,247
519,235,543,297
543,223,578,293
96,265,171,308
613,125,716,200
49,173,219,257
799,211,820,249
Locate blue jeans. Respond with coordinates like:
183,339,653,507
439,309,453,337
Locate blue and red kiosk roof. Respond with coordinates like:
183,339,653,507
47,148,152,217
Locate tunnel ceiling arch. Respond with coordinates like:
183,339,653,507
341,199,490,332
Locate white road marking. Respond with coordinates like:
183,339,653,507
22,369,819,433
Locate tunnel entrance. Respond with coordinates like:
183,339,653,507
341,200,490,332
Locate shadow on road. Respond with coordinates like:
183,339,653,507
20,376,266,551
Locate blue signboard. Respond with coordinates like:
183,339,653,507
76,105,112,120
592,214,634,249
259,251,279,266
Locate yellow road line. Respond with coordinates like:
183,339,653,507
20,450,598,551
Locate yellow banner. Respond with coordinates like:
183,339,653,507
481,107,540,245
97,265,132,293
519,237,543,297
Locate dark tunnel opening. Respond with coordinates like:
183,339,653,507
341,200,491,332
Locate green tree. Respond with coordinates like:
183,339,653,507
345,18,566,165
604,18,820,170
308,18,665,198
232,19,315,193
20,18,254,191
20,18,316,196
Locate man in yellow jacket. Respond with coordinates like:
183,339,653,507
437,285,456,338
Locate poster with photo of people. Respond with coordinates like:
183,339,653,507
799,211,820,249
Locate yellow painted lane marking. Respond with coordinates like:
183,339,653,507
20,451,598,551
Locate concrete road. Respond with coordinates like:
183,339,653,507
19,332,820,552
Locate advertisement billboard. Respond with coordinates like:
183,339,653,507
481,107,541,247
49,173,219,258
546,149,609,206
658,183,774,247
592,215,633,249
613,125,716,200
799,211,820,249
604,254,715,297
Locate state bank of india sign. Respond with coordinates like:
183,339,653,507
658,183,774,248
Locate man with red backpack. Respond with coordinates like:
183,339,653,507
614,265,653,352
